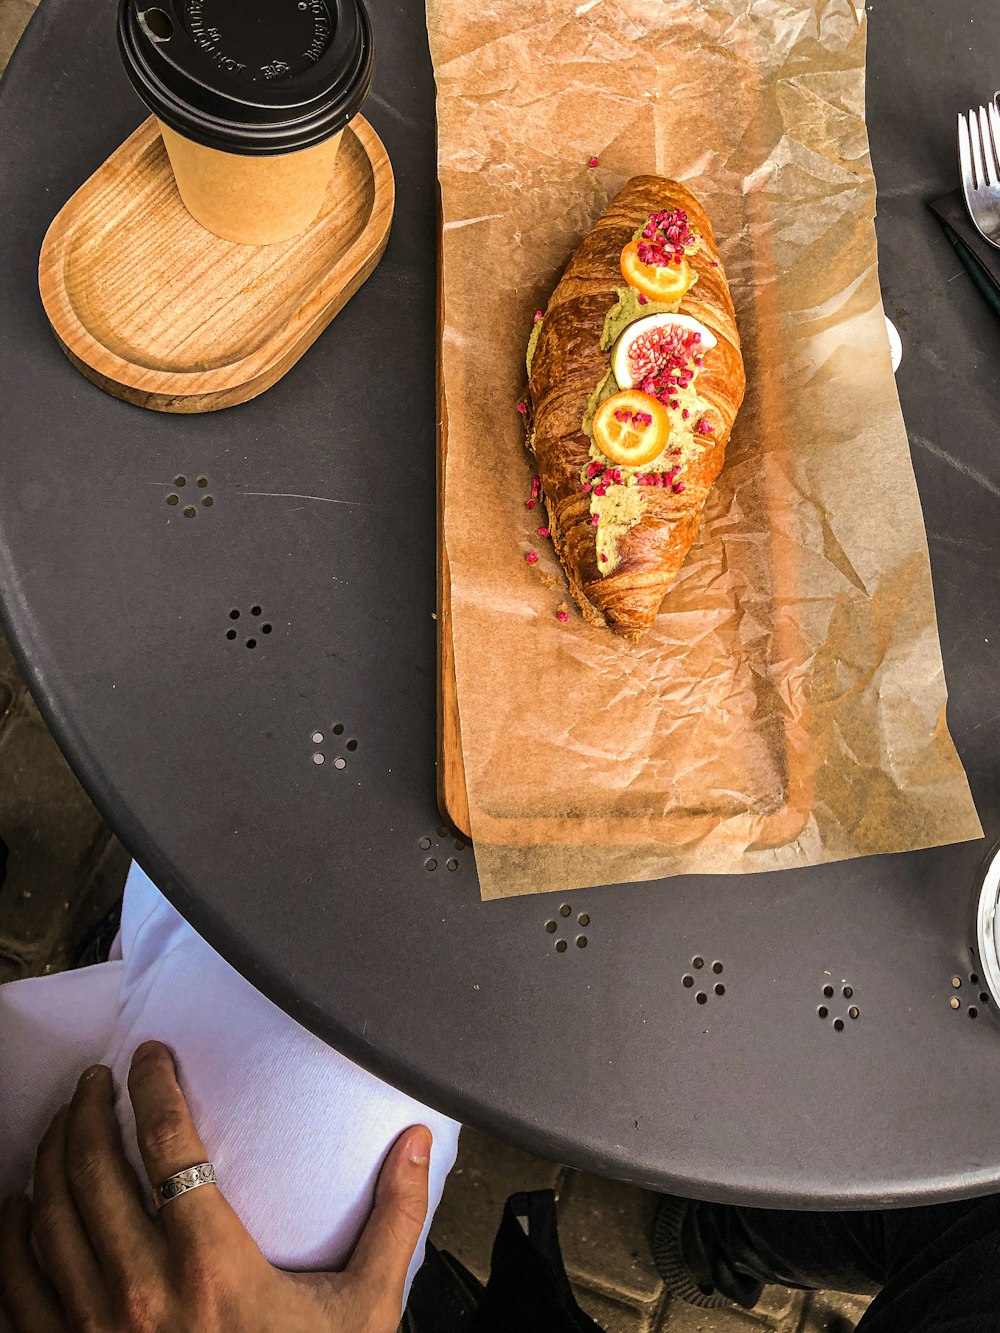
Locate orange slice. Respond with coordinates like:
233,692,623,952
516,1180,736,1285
592,391,670,467
620,240,694,303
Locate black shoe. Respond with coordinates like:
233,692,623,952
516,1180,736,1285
651,1196,731,1310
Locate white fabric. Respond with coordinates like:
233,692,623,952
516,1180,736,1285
0,863,459,1294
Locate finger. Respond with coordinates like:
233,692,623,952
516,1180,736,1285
0,1195,69,1333
347,1125,431,1316
30,1106,110,1328
127,1041,233,1239
65,1064,162,1280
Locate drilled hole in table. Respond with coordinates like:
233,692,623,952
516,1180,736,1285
981,993,991,1004
818,1006,828,1019
849,1006,859,1020
333,723,345,735
971,973,980,986
312,753,324,765
712,961,723,974
714,983,725,996
166,494,179,506
555,939,567,953
578,913,590,926
833,1018,845,1032
419,837,431,850
842,985,853,999
447,858,459,871
693,956,704,969
425,858,437,871
454,839,466,851
576,935,587,948
682,975,694,988
201,496,214,508
174,474,186,487
696,992,707,1005
261,624,271,634
970,1007,979,1020
559,904,571,918
334,757,347,770
437,825,449,837
346,739,358,751
246,639,256,649
225,629,236,640
140,7,174,41
545,921,557,934
311,732,324,744
230,609,240,619
196,475,208,487
822,985,834,999
251,605,261,616
183,506,196,518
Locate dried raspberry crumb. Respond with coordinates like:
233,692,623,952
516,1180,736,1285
530,474,541,499
710,259,719,267
632,411,652,427
638,293,648,305
682,408,690,420
537,526,550,537
533,310,543,324
524,499,535,509
594,485,607,497
525,550,539,564
588,155,600,168
582,482,592,493
516,401,527,415
613,409,631,423
673,480,686,493
696,417,715,434
600,553,608,562
556,609,569,623
591,513,600,526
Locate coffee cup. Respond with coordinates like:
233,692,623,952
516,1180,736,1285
117,0,374,244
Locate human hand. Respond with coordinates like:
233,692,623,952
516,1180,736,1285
0,1041,432,1332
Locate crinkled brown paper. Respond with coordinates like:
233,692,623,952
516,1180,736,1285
427,0,983,899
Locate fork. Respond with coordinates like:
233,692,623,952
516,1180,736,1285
959,100,1000,248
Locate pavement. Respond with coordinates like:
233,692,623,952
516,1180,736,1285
0,3,871,1326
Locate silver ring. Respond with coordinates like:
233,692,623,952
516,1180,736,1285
152,1162,217,1211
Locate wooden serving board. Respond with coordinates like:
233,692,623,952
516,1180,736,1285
436,228,473,840
38,116,394,413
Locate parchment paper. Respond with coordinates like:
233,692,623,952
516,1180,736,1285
428,0,983,899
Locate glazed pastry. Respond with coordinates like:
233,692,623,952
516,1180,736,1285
525,176,745,640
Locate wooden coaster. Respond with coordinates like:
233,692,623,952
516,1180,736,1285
39,116,394,413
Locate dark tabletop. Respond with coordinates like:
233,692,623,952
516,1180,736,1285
2,0,1000,1208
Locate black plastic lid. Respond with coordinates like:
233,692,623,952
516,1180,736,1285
117,0,374,155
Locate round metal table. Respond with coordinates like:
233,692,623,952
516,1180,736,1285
2,0,999,1210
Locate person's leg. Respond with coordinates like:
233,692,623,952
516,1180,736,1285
660,1193,999,1328
856,1194,1000,1332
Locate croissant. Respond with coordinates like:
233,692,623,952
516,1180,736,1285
525,176,745,641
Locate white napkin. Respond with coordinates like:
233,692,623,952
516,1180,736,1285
0,863,459,1296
